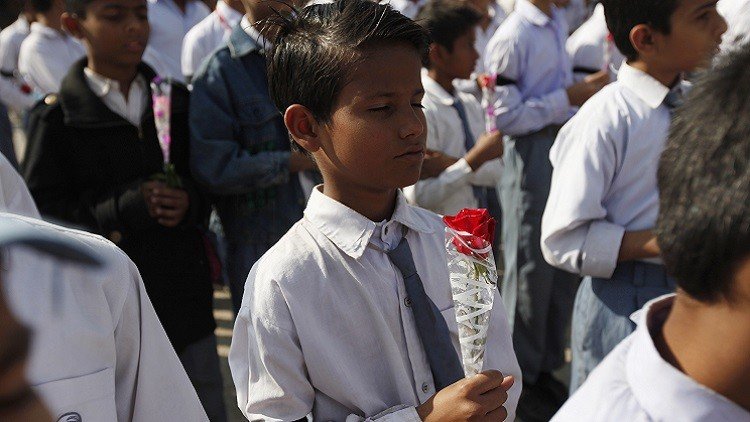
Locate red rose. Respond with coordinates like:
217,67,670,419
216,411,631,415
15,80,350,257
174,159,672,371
20,84,32,95
443,208,495,258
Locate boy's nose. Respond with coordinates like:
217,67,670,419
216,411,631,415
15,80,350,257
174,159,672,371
399,107,425,140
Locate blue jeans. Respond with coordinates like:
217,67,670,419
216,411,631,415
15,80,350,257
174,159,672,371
570,261,676,392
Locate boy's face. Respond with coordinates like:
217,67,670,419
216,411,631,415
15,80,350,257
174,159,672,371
72,0,149,69
440,28,480,81
315,43,427,193
654,0,727,72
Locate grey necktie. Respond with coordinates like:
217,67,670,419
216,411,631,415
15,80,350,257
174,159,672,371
387,236,464,390
451,100,489,208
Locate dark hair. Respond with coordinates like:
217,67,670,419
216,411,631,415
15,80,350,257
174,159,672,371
415,0,481,68
267,0,429,150
64,0,93,15
601,0,679,61
656,46,750,303
29,0,54,12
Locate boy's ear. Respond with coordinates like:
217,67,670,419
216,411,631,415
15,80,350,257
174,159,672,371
630,24,657,58
284,104,322,153
61,12,83,39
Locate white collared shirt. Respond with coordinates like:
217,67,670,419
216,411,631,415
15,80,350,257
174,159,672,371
83,68,148,127
0,15,30,73
484,0,575,136
566,3,624,83
145,0,210,81
404,72,502,216
540,63,687,278
553,294,750,421
389,0,428,19
181,0,243,79
229,186,521,421
0,213,209,422
0,150,39,217
17,23,85,94
718,0,750,52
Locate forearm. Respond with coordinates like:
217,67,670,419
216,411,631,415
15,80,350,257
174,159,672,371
617,229,660,262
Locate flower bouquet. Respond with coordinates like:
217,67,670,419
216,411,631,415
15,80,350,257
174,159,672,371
150,76,182,188
443,208,498,376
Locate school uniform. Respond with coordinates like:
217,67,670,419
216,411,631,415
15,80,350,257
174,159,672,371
718,0,750,51
21,58,227,421
404,72,502,216
552,294,750,421
144,0,210,81
542,63,685,391
0,14,29,74
566,3,624,83
483,0,578,386
560,0,588,34
0,150,39,217
17,23,85,94
0,212,210,422
229,186,522,421
181,0,243,80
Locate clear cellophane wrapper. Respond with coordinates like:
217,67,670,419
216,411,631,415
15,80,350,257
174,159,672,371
445,227,498,376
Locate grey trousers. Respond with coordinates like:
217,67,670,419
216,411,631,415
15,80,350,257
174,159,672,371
499,126,578,385
570,262,676,392
179,334,228,422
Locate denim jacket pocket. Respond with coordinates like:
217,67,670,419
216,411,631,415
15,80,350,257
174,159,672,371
237,98,285,152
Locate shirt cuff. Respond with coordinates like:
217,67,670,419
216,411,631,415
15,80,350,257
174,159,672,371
547,88,571,123
442,157,474,183
580,220,625,278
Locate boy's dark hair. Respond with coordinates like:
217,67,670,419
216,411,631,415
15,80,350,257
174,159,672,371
267,0,429,150
64,0,93,15
656,46,750,303
29,0,54,12
414,0,481,68
601,0,679,61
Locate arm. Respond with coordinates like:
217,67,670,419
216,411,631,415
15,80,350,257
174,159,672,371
189,61,295,196
540,116,625,278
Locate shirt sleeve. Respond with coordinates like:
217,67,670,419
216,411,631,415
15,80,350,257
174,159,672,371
540,113,624,278
111,248,209,421
469,158,503,187
189,59,293,196
485,35,571,136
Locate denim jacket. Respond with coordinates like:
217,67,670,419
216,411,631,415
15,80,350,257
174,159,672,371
190,25,315,243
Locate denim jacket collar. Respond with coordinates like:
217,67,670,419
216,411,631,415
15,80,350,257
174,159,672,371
228,23,263,59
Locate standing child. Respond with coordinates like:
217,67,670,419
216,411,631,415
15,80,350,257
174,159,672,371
483,0,607,417
553,43,750,422
404,0,504,217
229,0,522,420
541,0,726,392
180,0,243,82
21,0,227,419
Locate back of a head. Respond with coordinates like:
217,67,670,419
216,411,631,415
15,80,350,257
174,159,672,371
414,0,482,67
656,45,750,303
64,0,92,15
601,0,679,61
267,0,430,133
29,0,54,13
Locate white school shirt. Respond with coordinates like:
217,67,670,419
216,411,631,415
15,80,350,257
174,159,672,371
229,186,522,422
83,68,147,127
389,0,427,19
17,23,85,94
540,63,686,278
0,151,39,217
0,73,39,112
718,0,750,52
181,0,243,79
566,3,624,83
484,0,574,137
145,0,210,81
403,73,502,216
561,0,588,34
552,294,750,421
0,15,30,73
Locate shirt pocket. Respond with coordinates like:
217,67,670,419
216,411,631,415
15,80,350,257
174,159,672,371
236,98,285,152
33,367,117,422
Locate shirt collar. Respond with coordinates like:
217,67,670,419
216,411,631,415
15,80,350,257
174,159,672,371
228,16,266,58
515,0,553,27
30,22,65,40
626,294,750,421
421,70,456,107
617,62,673,109
304,186,434,259
82,67,145,98
216,0,243,26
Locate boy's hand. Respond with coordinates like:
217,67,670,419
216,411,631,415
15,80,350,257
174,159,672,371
289,151,317,173
149,185,190,227
420,150,458,179
416,371,515,422
566,70,610,107
465,131,504,171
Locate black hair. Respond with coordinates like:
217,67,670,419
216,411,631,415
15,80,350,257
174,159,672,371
29,0,54,13
601,0,680,61
414,0,481,68
64,0,93,14
656,45,750,303
267,0,429,150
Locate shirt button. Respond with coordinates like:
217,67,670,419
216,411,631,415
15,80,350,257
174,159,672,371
404,296,412,307
421,383,430,393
